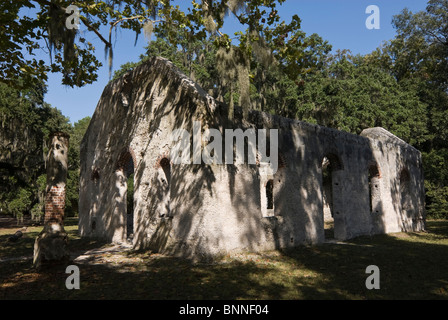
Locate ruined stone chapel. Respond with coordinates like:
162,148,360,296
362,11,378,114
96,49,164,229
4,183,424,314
79,56,426,259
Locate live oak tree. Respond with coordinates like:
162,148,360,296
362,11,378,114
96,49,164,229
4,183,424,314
297,51,429,146
1,0,322,120
3,0,448,218
0,80,71,219
367,0,448,218
114,28,332,121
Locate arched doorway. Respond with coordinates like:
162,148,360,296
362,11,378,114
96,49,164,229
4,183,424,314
321,153,344,240
116,148,136,242
399,168,412,231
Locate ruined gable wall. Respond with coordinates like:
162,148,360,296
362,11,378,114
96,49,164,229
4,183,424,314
79,56,425,259
79,57,217,244
361,128,426,233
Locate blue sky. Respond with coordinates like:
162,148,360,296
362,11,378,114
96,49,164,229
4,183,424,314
41,0,430,124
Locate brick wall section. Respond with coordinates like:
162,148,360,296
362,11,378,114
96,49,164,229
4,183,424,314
43,131,69,224
116,147,136,177
44,185,66,223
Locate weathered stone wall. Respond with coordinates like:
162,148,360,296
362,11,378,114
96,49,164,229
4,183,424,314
361,127,426,233
79,56,425,259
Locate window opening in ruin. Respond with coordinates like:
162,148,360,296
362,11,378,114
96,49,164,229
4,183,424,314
321,153,343,240
368,164,381,214
400,168,411,212
160,158,171,183
117,149,136,242
266,179,274,210
159,157,171,217
260,175,275,218
322,156,334,239
126,173,134,239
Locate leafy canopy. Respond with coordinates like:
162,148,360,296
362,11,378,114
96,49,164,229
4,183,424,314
1,0,322,92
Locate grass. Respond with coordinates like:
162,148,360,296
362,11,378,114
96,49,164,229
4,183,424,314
1,218,448,300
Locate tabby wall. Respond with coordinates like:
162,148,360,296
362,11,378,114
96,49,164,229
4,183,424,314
79,57,425,259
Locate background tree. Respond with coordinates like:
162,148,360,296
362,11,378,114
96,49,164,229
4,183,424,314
0,80,70,219
373,0,448,218
113,0,447,218
1,0,322,102
2,0,447,219
0,80,90,220
296,51,429,146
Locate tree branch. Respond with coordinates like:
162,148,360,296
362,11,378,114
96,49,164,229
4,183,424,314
427,29,447,47
81,16,112,48
108,16,164,45
32,0,112,48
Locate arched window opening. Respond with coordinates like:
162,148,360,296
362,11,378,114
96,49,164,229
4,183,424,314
160,158,171,185
266,179,274,210
400,168,411,212
260,176,275,218
158,157,171,218
116,148,136,242
323,153,344,171
126,172,134,238
368,164,381,214
322,157,334,239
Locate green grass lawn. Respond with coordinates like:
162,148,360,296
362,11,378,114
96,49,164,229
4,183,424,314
1,218,448,300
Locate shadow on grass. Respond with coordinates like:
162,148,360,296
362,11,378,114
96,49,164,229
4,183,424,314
1,220,448,300
0,227,42,260
0,217,99,260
